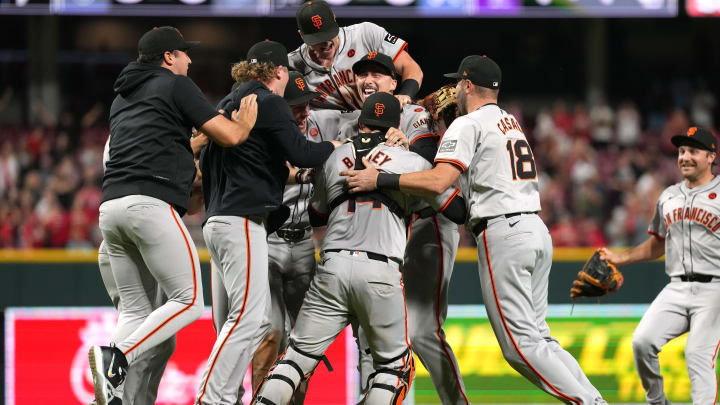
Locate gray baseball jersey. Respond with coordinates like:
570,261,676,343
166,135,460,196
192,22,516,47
436,104,605,404
648,177,720,277
310,142,457,261
277,110,357,230
336,104,433,144
632,176,720,404
288,22,408,111
435,104,541,224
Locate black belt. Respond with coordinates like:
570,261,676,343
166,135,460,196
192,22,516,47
472,211,538,237
275,227,310,242
323,249,402,265
679,274,716,282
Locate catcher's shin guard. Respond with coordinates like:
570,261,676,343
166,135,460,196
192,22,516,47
252,340,331,405
360,348,415,405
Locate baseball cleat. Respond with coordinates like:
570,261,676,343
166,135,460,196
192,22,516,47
88,345,127,405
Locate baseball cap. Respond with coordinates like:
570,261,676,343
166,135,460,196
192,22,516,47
352,52,397,78
138,26,199,55
296,0,339,46
285,71,321,106
444,55,501,90
247,40,289,67
671,126,718,152
359,92,401,129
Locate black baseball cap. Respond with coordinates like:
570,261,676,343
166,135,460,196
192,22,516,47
444,55,501,90
352,52,397,78
138,26,199,55
296,0,339,46
359,92,401,129
671,126,718,152
247,40,289,67
285,71,321,106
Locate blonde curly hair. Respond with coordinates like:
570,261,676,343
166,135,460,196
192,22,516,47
231,61,277,83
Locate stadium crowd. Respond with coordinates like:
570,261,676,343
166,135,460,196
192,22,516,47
0,83,715,249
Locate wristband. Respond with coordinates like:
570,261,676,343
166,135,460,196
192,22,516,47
377,173,401,191
295,169,306,184
397,79,420,98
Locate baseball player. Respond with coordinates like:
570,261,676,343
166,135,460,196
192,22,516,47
89,26,258,405
289,0,423,110
344,55,607,404
338,52,468,403
336,52,438,160
195,41,340,405
252,92,467,405
247,71,348,402
92,137,189,405
600,126,720,405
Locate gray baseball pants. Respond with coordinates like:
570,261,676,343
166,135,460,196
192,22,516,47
266,231,317,340
632,279,720,404
253,250,414,404
196,215,270,405
357,215,468,404
97,240,176,405
98,195,203,365
476,213,604,405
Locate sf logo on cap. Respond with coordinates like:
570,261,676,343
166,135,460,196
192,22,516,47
295,78,306,91
374,103,385,117
367,51,378,59
311,15,323,29
687,127,698,136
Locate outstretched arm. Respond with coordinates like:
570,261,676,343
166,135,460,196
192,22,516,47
342,159,460,197
599,235,665,267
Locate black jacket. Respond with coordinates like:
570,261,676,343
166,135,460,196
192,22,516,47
103,63,218,215
201,81,334,221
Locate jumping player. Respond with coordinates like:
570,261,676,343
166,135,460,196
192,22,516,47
89,26,257,405
289,0,423,110
601,126,720,405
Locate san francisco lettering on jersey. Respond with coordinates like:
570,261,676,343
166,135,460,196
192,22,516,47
664,206,720,232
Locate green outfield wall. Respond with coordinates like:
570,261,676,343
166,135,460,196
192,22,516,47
0,248,668,308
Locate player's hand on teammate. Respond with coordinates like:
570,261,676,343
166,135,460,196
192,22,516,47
385,127,409,149
231,94,259,132
190,128,209,157
395,94,412,108
329,139,344,148
342,156,379,193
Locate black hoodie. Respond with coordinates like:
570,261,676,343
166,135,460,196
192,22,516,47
200,80,334,221
103,62,218,215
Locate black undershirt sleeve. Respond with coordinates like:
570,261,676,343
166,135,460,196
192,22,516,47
410,136,439,163
440,195,467,224
264,96,334,168
308,205,329,227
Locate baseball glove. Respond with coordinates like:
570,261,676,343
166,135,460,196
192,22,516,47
419,84,457,121
570,250,624,299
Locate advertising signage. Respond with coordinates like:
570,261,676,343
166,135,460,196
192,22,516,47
0,0,678,17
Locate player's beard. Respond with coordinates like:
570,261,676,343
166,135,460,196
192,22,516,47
457,85,468,116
